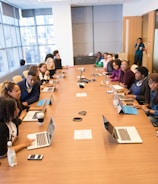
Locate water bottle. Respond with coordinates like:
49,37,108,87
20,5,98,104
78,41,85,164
7,141,17,167
105,74,109,86
113,92,119,107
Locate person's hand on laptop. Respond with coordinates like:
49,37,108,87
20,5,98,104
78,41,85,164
24,138,35,147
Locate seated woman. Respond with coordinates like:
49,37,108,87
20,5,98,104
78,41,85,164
141,73,158,126
2,81,29,125
39,63,50,85
95,52,103,67
110,59,122,81
119,60,135,89
45,54,56,78
125,66,150,104
0,96,34,158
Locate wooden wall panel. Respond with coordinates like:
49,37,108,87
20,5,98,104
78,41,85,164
123,11,155,73
123,16,142,65
146,11,155,73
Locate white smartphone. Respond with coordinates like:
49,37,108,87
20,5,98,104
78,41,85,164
27,154,43,160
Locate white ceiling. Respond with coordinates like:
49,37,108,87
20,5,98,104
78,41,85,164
2,0,134,9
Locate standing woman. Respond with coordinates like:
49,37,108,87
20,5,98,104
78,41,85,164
0,97,34,158
134,38,145,66
142,73,158,126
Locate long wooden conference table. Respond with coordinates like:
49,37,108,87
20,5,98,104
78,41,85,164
1,65,158,184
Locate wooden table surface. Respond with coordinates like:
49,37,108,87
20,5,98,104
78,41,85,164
0,65,158,184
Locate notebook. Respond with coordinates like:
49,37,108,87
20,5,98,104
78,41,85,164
27,117,55,150
41,86,54,92
23,102,46,122
102,115,143,143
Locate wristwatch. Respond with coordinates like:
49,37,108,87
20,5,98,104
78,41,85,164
146,109,150,116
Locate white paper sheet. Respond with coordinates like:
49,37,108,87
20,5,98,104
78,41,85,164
74,129,92,140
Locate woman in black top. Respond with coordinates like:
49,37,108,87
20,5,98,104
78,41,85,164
0,97,34,158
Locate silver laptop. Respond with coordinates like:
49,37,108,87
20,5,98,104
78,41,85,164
46,94,54,105
102,115,143,143
27,117,55,150
41,86,55,92
23,102,46,122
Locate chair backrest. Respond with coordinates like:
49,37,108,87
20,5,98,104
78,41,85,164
12,75,23,83
130,64,138,73
118,52,128,60
0,82,3,96
23,70,29,78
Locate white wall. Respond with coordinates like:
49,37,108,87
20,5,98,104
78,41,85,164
123,0,158,16
53,4,74,66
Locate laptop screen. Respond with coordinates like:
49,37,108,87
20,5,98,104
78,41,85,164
102,115,114,135
47,118,55,143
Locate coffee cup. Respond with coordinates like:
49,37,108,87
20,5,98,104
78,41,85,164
36,112,44,126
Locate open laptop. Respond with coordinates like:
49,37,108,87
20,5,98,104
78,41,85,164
111,84,124,93
23,101,46,122
27,117,55,150
41,86,55,92
47,94,54,105
102,114,143,143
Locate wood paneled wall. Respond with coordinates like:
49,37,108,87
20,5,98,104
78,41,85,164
123,16,142,65
123,11,155,73
145,11,155,73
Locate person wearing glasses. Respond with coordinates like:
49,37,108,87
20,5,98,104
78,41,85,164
141,73,158,126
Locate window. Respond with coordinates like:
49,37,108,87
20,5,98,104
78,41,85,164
20,8,55,64
0,4,55,77
0,2,21,77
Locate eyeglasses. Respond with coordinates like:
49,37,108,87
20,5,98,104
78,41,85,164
148,79,157,85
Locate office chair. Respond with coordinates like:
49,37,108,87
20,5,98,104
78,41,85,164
130,64,138,73
12,75,23,83
0,82,3,95
23,70,29,78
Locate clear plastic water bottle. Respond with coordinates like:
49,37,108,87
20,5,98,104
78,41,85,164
7,141,17,167
113,92,119,107
105,74,109,86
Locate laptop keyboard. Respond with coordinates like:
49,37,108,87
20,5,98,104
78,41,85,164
118,128,131,141
48,87,53,91
36,133,47,146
